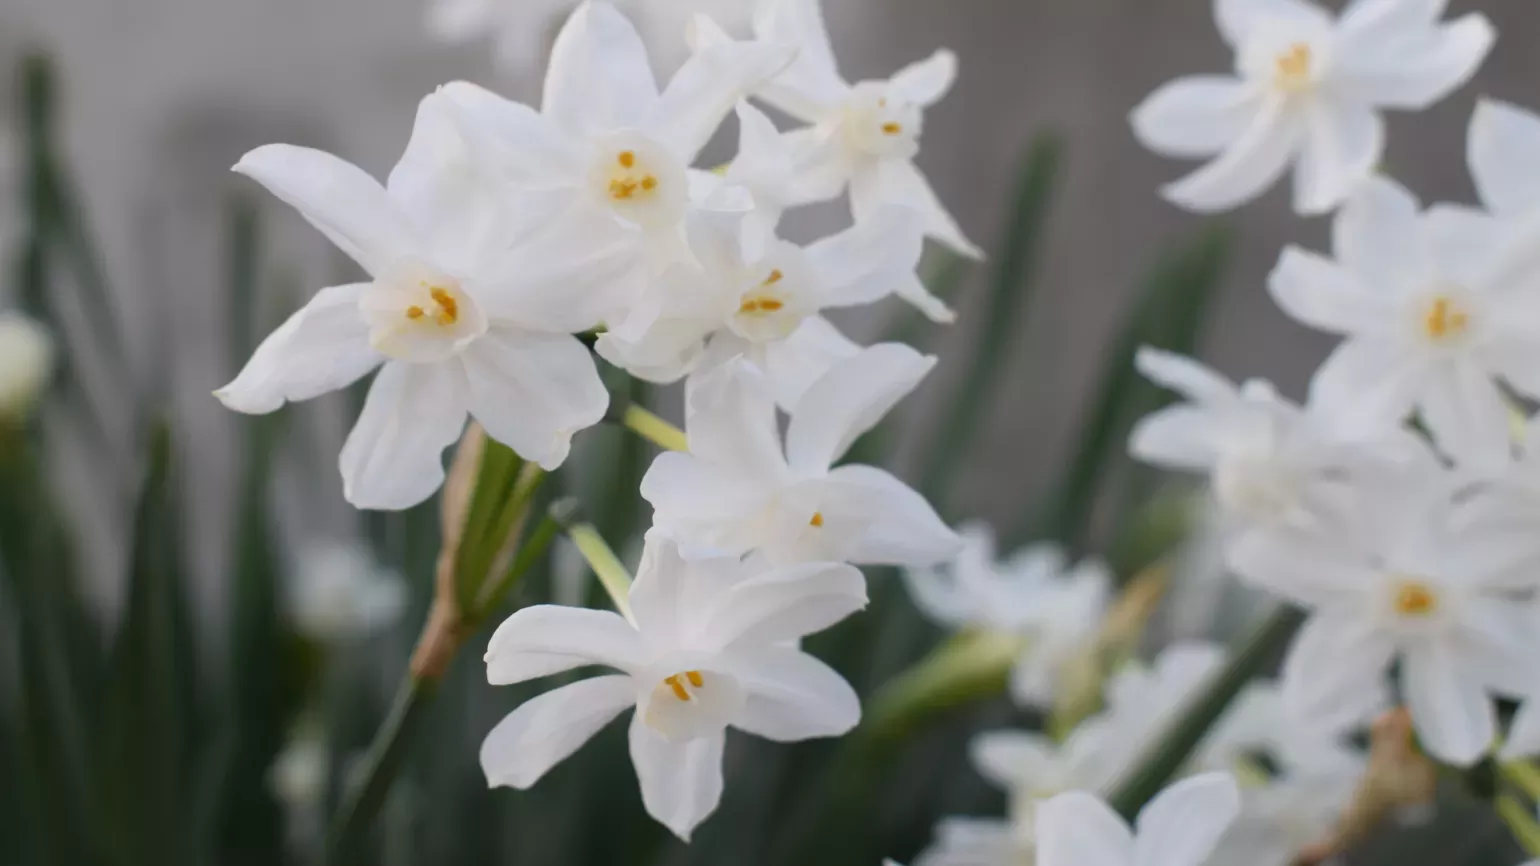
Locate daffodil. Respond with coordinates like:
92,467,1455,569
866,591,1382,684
479,533,865,840
216,91,613,510
1035,773,1241,866
1131,0,1493,214
639,347,959,566
749,0,980,257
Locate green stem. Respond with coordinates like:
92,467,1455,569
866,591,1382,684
323,676,436,865
1107,604,1305,819
566,522,635,624
1497,793,1540,856
620,405,687,452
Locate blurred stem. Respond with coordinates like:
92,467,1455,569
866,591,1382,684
621,404,686,452
1497,793,1540,856
1107,604,1304,819
323,676,436,865
1502,760,1540,802
860,629,1026,750
565,521,635,624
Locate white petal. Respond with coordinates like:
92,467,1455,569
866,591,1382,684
1333,14,1495,111
542,1,658,137
339,362,467,510
234,144,418,276
481,675,633,789
1332,174,1424,283
727,646,860,741
1402,641,1496,765
1339,0,1448,35
916,819,1024,866
1307,339,1425,435
1501,699,1540,759
460,329,608,470
1460,598,1540,697
475,217,644,334
682,360,789,472
1161,97,1301,213
1267,247,1381,334
640,451,777,555
785,343,935,473
808,206,927,309
648,18,795,161
1034,791,1136,866
627,534,718,637
888,49,957,107
704,561,867,648
440,81,582,183
1280,614,1396,734
628,714,725,841
1130,76,1261,158
1133,772,1241,866
968,731,1060,793
1468,99,1540,217
1227,528,1374,609
850,159,982,259
759,317,863,409
1416,361,1511,473
484,605,643,685
1134,347,1237,404
1292,97,1384,215
1128,406,1225,472
817,465,960,566
1213,0,1332,47
1422,204,1503,286
216,282,381,414
751,0,850,121
902,562,977,627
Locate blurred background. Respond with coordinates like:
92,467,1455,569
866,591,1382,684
0,1,1531,865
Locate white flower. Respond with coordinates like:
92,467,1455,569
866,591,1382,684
715,101,852,254
749,0,980,257
903,522,1110,707
443,3,794,334
1229,460,1540,765
1267,175,1540,471
1468,98,1540,223
1034,773,1241,866
1206,772,1359,866
269,732,328,813
0,312,53,420
596,203,940,406
639,346,959,566
1130,0,1493,214
216,91,613,510
288,540,407,643
479,533,866,840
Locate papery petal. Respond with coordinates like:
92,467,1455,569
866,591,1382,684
728,646,860,740
1128,406,1226,472
1227,528,1374,608
481,675,634,788
339,362,467,510
817,464,960,566
441,81,582,183
543,1,658,137
1134,772,1241,866
627,534,724,639
808,206,927,309
235,144,418,276
682,360,789,473
460,329,608,470
1034,791,1136,866
968,731,1060,793
1468,99,1540,217
1213,0,1333,47
752,0,850,121
1292,97,1383,215
785,342,935,473
1280,613,1396,733
1402,641,1496,765
1307,339,1425,435
1422,204,1503,287
1333,14,1495,111
474,212,644,333
648,17,796,161
1130,76,1261,158
1332,174,1424,283
889,49,957,107
216,282,381,414
484,605,643,684
628,715,725,841
1161,97,1301,213
1135,347,1238,404
1267,247,1382,334
851,159,983,259
640,451,776,555
1415,361,1511,474
760,317,863,409
703,561,867,647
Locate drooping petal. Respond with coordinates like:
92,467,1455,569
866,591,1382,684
1279,614,1397,734
1034,791,1136,866
542,1,659,138
1134,347,1238,405
759,316,863,409
647,17,796,162
627,534,722,640
1133,772,1241,866
1332,14,1495,111
234,144,418,276
628,714,726,841
484,605,643,685
785,342,935,474
850,159,983,259
1307,339,1426,436
815,464,960,566
1292,97,1384,215
1161,96,1302,213
1128,406,1226,472
888,49,957,107
1331,173,1425,283
481,675,634,789
339,361,467,510
1415,360,1512,474
808,206,927,309
460,329,609,470
1467,99,1540,217
702,561,867,648
727,646,861,741
1267,247,1382,335
968,731,1060,793
1130,75,1261,158
751,0,850,121
216,282,382,414
1401,640,1496,766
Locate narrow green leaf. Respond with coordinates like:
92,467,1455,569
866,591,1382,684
453,436,525,608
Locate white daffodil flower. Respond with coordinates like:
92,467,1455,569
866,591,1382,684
479,533,865,840
443,3,794,336
596,203,942,406
639,347,959,566
750,0,981,258
1468,99,1540,223
288,540,407,644
903,522,1110,708
1229,461,1540,766
0,312,53,420
1035,773,1241,866
1206,772,1360,866
217,91,614,510
1130,0,1493,214
1268,175,1540,472
717,101,850,253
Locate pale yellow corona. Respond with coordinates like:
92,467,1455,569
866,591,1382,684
1392,579,1438,617
1423,296,1469,341
1275,43,1313,92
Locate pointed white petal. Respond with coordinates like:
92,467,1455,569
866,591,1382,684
888,49,957,107
339,362,467,510
1161,98,1301,213
760,317,863,409
484,605,643,685
1128,406,1225,472
808,206,927,309
1332,174,1424,283
1416,361,1511,474
460,329,608,470
216,283,381,414
817,465,960,566
1422,204,1503,286
1034,791,1136,866
752,0,850,121
1460,599,1540,697
474,215,644,334
1279,613,1396,733
1339,0,1448,35
1468,99,1540,217
968,731,1060,793
850,159,982,259
1292,98,1384,215
1130,75,1261,158
727,646,860,741
440,81,582,183
785,343,935,473
234,144,418,276
649,18,795,161
628,715,725,841
1333,14,1495,111
682,360,789,471
1402,641,1496,766
704,561,867,648
1133,772,1241,866
1501,699,1540,760
1307,339,1425,435
542,1,659,137
1228,529,1375,609
640,451,777,557
1134,347,1237,404
1267,247,1380,334
481,675,633,789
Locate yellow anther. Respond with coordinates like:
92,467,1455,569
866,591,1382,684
686,671,703,688
1275,43,1312,90
1424,296,1468,340
663,670,704,701
610,178,639,200
881,122,903,136
618,150,636,168
430,287,459,325
738,296,785,314
640,175,658,191
1393,580,1438,617
764,269,784,285
810,511,824,528
406,306,425,320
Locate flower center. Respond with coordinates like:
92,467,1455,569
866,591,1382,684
641,666,745,740
360,261,487,363
738,269,788,315
607,150,660,202
405,286,459,326
1274,43,1313,92
809,511,824,528
842,84,922,159
1391,579,1439,618
661,670,705,702
1422,295,1470,342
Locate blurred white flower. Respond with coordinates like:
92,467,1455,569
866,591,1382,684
269,732,328,812
1468,98,1540,223
0,312,53,420
1268,175,1540,472
1207,772,1359,866
479,533,865,840
596,204,935,406
289,540,407,643
1035,773,1240,866
750,0,980,257
640,347,959,566
712,101,853,256
217,91,613,510
1229,459,1540,765
1130,0,1492,214
903,522,1110,708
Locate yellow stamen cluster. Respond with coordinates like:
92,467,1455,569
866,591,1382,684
738,270,788,314
663,670,705,701
809,511,825,528
609,150,659,201
1275,43,1312,91
405,286,460,326
1393,580,1438,617
1423,296,1469,341
881,122,903,136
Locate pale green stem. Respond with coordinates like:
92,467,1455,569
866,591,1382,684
567,522,635,624
622,405,687,452
1503,760,1540,803
1497,793,1540,857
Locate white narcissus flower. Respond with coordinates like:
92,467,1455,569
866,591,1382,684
479,533,865,840
1229,461,1540,765
288,540,407,643
1206,772,1359,866
1468,98,1540,223
0,312,53,420
1035,773,1241,866
443,3,795,335
750,0,981,258
217,92,614,510
902,522,1110,708
716,101,851,253
639,346,960,566
1267,175,1540,472
1130,0,1493,214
